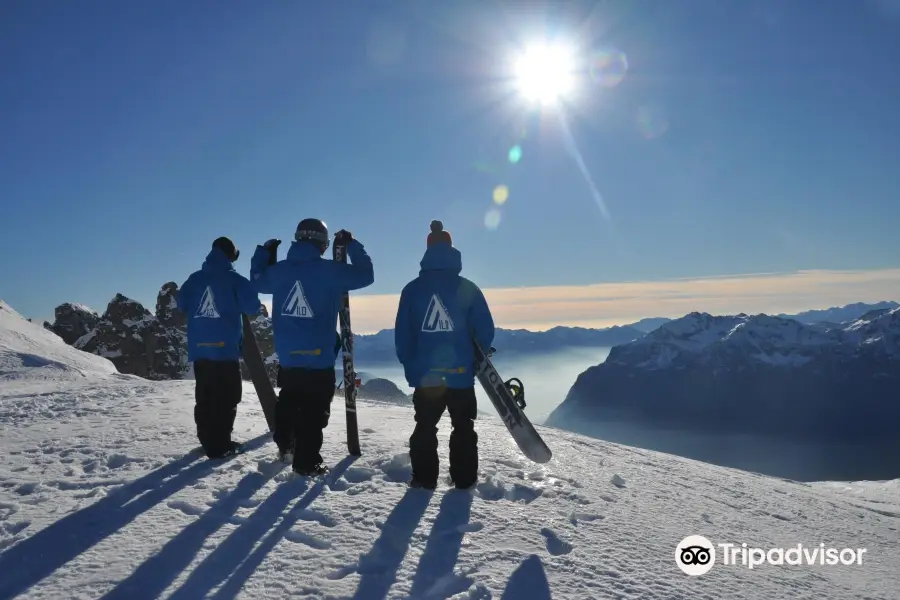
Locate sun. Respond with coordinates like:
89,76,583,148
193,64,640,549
513,42,578,106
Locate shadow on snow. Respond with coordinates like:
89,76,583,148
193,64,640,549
408,490,474,597
501,554,552,600
100,459,288,599
0,433,271,599
350,487,433,600
165,455,358,600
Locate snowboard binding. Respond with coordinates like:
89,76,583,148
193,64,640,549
505,377,526,409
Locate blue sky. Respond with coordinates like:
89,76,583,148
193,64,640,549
3,0,900,329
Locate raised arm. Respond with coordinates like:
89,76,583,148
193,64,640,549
249,239,281,294
335,237,374,291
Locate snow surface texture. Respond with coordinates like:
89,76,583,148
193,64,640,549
1,303,899,598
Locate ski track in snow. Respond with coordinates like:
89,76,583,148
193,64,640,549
1,306,899,598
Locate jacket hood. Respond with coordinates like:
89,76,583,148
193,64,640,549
202,247,236,272
286,240,324,263
419,243,461,275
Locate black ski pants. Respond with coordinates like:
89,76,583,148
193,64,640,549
273,366,336,471
409,385,478,489
193,359,242,458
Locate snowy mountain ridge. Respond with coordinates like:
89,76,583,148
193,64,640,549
779,300,899,325
1,297,898,598
613,307,900,370
549,306,900,475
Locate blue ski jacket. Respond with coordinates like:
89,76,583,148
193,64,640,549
250,239,374,369
394,243,495,389
177,247,263,362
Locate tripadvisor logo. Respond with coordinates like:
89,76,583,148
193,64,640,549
676,535,716,576
675,535,868,575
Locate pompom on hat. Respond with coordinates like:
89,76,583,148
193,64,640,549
426,220,453,247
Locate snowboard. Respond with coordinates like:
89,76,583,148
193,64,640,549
241,313,278,432
333,238,362,456
473,341,552,464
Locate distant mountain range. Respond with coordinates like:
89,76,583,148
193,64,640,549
350,301,899,362
585,301,900,335
548,304,900,444
36,285,900,388
778,301,899,325
35,283,654,380
351,324,645,363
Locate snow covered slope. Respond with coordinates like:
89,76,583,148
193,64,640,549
1,317,898,598
0,299,117,385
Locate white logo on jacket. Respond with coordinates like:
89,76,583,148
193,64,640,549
422,294,454,332
195,286,220,318
282,280,314,318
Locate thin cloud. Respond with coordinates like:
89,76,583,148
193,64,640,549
261,268,900,333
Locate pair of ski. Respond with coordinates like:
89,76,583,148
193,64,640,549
240,239,551,464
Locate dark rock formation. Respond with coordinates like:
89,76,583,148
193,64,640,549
48,283,276,384
356,377,409,403
156,282,185,330
46,303,100,345
73,293,187,380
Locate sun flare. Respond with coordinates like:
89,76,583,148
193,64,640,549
513,42,577,106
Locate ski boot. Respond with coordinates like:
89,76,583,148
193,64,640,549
408,478,436,491
209,441,243,460
293,463,329,477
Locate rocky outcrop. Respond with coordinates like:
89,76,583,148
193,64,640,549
356,378,409,403
45,303,100,345
73,293,187,380
49,282,277,384
156,282,184,330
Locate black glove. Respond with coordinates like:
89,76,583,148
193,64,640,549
263,238,281,265
334,230,353,245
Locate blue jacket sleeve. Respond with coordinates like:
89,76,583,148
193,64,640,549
335,239,375,291
394,283,416,366
249,245,275,294
470,284,495,350
233,272,263,315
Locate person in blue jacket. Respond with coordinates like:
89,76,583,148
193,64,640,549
177,236,262,459
394,220,495,490
251,218,374,476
